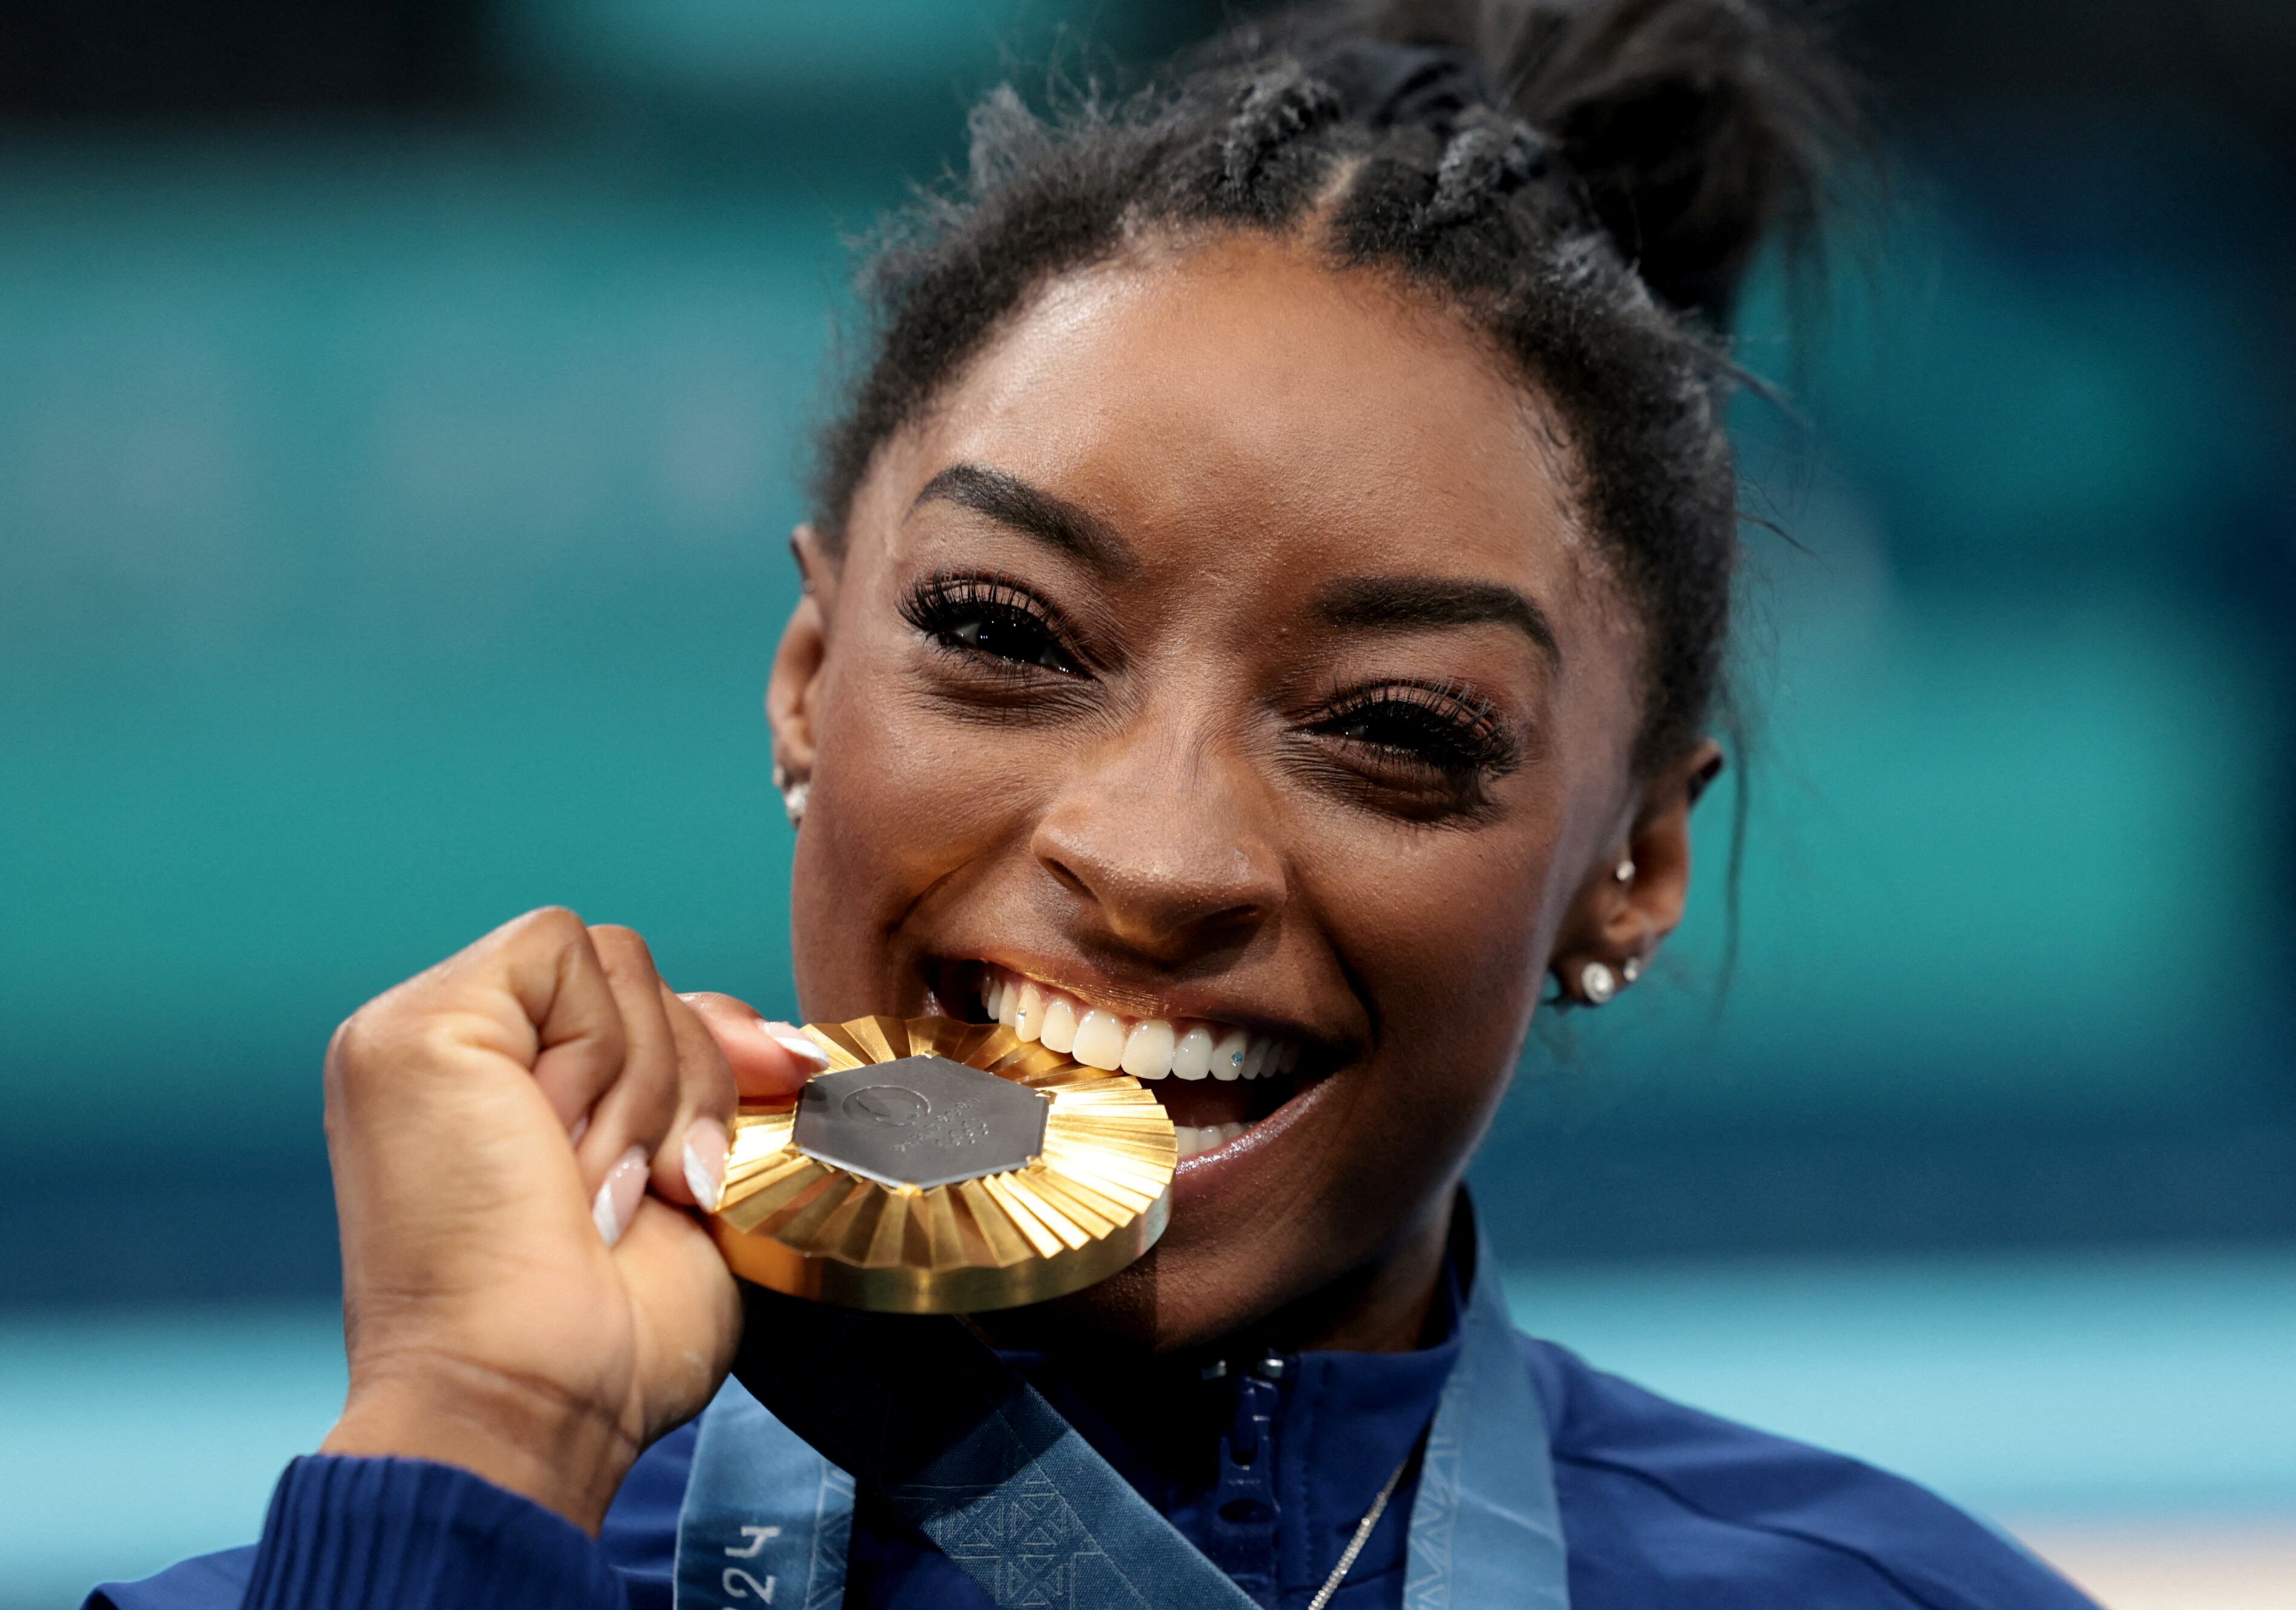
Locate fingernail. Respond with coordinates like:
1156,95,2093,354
760,1019,831,1067
592,1146,648,1248
683,1118,729,1212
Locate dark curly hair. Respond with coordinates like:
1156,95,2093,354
812,0,1857,773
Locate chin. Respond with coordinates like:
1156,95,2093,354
907,955,1404,1353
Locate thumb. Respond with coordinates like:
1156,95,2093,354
677,995,831,1100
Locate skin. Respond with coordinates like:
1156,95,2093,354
318,231,1719,1531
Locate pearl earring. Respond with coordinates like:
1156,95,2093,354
774,764,809,828
1620,956,1643,985
1579,960,1618,1005
1613,857,1636,883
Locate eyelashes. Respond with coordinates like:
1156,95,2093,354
898,569,1523,803
1306,680,1520,784
898,573,1084,677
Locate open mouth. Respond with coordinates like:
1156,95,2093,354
941,963,1322,1163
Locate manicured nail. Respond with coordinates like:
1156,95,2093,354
683,1118,729,1212
760,1020,831,1067
592,1146,648,1248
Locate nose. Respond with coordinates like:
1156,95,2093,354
1029,721,1285,961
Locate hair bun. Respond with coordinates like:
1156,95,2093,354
1304,0,1859,325
1315,39,1498,133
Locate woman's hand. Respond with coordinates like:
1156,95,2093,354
314,908,821,1532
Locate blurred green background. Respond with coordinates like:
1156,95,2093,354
2,1,2293,1603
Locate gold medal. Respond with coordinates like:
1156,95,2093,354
707,1015,1177,1313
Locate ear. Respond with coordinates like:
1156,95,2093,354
1550,738,1725,1004
766,524,837,784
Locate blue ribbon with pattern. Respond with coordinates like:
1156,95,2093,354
674,1210,1566,1610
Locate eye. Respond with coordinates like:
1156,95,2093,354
900,574,1082,676
1306,681,1519,788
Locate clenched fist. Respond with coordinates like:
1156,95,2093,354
315,909,823,1531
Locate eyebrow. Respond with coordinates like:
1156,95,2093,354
1316,575,1562,670
909,463,1137,576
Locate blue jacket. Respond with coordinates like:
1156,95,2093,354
87,1293,2094,1610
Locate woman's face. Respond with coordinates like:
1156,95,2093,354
771,233,1702,1352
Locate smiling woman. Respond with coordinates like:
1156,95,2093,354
777,228,1656,1359
90,3,2100,1609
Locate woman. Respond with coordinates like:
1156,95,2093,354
94,2,2098,1605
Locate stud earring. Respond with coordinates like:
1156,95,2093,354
773,763,809,828
1613,857,1636,883
1620,955,1643,986
1579,960,1618,1005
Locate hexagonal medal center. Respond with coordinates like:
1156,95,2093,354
792,1055,1050,1190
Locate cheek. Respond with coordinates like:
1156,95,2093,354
789,637,1039,980
1318,816,1557,1044
1256,829,1555,1289
1294,808,1559,1178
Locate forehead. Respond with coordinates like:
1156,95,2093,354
942,236,1573,549
866,233,1639,699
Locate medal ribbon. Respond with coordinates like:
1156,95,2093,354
674,1204,1567,1610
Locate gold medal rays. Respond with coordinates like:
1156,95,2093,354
706,1015,1178,1313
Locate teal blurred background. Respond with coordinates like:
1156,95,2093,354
2,2,2292,1604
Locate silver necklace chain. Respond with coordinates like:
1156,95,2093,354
1304,1442,1417,1610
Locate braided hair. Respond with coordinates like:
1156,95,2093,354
812,0,1857,773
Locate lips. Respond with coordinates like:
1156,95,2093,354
970,964,1315,1161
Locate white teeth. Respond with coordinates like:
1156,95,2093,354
1038,994,1078,1054
974,968,1302,1091
1121,1018,1175,1080
1174,1121,1249,1160
1072,1008,1127,1071
1171,1024,1214,1080
1209,1028,1248,1081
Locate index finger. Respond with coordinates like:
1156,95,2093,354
676,994,831,1101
